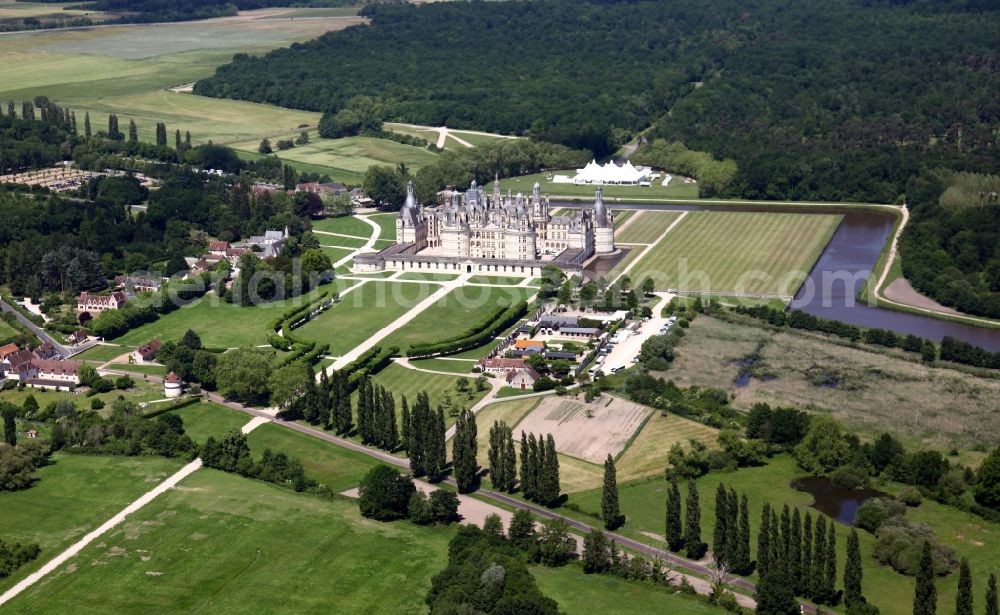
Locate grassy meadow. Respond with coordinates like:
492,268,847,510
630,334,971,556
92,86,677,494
311,215,375,238
5,469,455,614
629,211,842,296
163,401,250,445
0,454,183,594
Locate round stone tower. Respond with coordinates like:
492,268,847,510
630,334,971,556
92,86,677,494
592,188,615,254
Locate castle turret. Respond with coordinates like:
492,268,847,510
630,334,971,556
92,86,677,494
593,188,615,254
396,179,427,248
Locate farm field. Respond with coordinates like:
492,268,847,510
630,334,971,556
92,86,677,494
0,454,183,594
629,211,842,296
5,469,456,614
486,172,700,200
229,136,440,185
614,409,719,483
532,564,723,615
615,210,685,244
0,10,358,149
669,315,1000,448
111,286,334,349
514,395,651,464
294,281,435,355
0,1,107,21
383,286,529,351
565,454,1000,615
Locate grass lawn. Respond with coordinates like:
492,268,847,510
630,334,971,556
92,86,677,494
366,212,398,240
486,172,700,201
0,454,183,594
0,317,19,340
610,209,636,227
320,245,355,263
318,235,368,248
629,211,842,296
532,563,723,614
311,215,373,238
112,286,333,348
6,469,456,614
409,357,476,374
72,344,134,363
358,362,489,425
448,130,515,147
616,210,685,244
294,281,435,355
231,136,439,185
383,286,529,352
494,387,540,399
467,275,530,285
163,401,249,445
246,422,382,492
109,363,166,377
395,272,460,282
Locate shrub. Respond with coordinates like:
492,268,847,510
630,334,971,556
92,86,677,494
856,498,906,533
357,465,415,521
897,486,922,507
831,465,870,490
90,399,104,410
873,518,957,576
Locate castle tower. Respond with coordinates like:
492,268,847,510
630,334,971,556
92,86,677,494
592,188,615,254
396,179,427,248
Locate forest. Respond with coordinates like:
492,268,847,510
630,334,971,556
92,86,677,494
898,171,1000,319
194,0,1000,202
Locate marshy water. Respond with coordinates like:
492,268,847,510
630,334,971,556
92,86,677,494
791,476,887,525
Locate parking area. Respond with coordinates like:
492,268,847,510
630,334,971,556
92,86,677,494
590,293,676,376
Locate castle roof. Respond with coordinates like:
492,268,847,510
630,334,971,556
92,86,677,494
593,187,610,228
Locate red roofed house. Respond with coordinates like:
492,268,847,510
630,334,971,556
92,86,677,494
0,342,19,362
13,358,81,390
164,371,183,398
2,348,33,375
208,241,230,256
506,367,540,390
77,291,127,314
32,341,59,360
69,329,88,345
133,339,161,364
477,357,526,376
514,339,545,351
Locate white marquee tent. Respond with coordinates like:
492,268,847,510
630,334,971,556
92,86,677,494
572,160,650,185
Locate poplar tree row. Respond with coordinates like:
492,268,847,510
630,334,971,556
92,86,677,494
305,370,352,434
452,409,478,493
664,474,707,560
758,503,838,605
520,432,560,507
487,420,517,493
913,543,998,615
712,483,753,575
406,391,447,481
356,376,398,451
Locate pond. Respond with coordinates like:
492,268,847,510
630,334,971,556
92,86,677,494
791,475,886,525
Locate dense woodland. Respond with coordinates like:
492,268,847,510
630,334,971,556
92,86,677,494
898,172,1000,319
196,0,1000,202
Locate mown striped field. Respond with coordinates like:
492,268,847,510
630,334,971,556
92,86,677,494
630,211,842,296
615,211,685,244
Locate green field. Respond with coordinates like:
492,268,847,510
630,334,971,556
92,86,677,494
383,286,529,351
615,210,685,244
108,363,166,376
230,136,440,185
294,281,434,355
246,422,382,492
0,317,19,340
629,211,842,296
0,1,108,20
311,215,374,238
163,401,249,445
72,344,134,363
5,469,455,614
359,362,490,422
367,213,398,239
467,275,530,285
318,235,368,249
532,564,724,615
394,272,459,282
448,129,515,147
486,172,700,200
111,285,338,348
409,357,477,374
0,454,183,593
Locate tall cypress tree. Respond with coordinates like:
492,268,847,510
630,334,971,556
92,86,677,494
801,511,813,597
519,432,532,500
541,434,560,506
155,122,167,147
788,507,802,593
337,371,352,434
425,406,447,481
2,405,16,446
987,573,998,615
725,488,740,567
185,130,191,148
6,101,13,117
175,128,182,150
684,479,705,559
503,426,516,493
812,515,827,600
452,409,478,493
71,111,77,134
408,392,431,476
665,473,683,551
488,421,503,488
956,557,972,615
736,494,751,574
844,527,863,607
913,540,936,615
400,395,411,451
758,502,772,576
769,507,781,573
713,483,729,564
779,504,791,561
128,119,138,143
601,454,621,530
383,388,398,450
821,522,837,605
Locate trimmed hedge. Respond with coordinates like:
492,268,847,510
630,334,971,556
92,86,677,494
142,396,202,419
407,301,527,359
345,345,399,389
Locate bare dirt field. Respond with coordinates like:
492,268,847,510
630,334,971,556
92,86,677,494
514,395,651,464
667,315,1000,449
885,277,960,315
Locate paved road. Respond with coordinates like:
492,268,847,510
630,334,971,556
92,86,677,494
0,297,72,357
